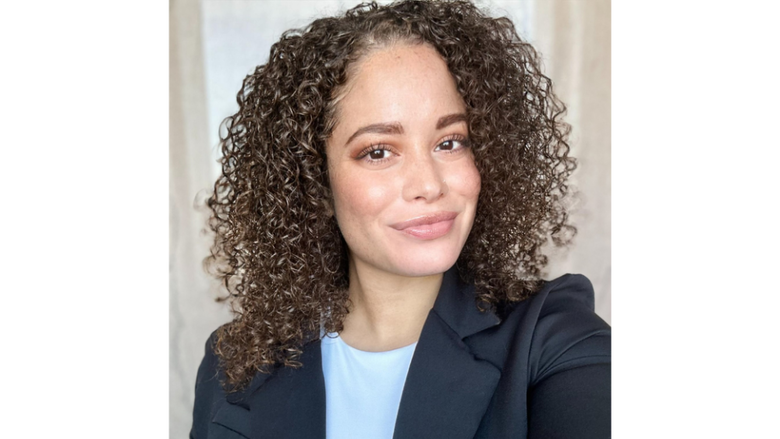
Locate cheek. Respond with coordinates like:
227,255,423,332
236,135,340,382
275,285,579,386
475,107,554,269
450,160,482,201
330,168,395,223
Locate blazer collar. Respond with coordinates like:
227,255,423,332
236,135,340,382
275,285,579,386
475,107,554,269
212,266,502,439
431,266,501,338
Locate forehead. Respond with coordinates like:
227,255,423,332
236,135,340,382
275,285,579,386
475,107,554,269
331,43,466,136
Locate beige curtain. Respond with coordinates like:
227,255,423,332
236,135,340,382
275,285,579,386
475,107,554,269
170,0,232,437
532,0,611,324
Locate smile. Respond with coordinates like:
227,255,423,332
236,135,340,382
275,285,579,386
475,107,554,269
390,212,458,240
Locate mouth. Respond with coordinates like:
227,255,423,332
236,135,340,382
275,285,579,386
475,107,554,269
390,211,458,240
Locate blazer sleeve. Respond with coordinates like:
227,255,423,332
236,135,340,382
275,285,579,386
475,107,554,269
526,274,611,439
190,330,226,439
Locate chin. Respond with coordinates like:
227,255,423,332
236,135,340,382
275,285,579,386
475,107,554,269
388,250,461,278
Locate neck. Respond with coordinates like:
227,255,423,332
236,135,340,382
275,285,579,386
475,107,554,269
339,258,443,352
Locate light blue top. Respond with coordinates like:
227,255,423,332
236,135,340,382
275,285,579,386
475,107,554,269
320,334,417,439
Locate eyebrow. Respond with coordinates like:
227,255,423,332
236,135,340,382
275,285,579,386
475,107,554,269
436,113,468,130
344,113,468,145
346,122,404,145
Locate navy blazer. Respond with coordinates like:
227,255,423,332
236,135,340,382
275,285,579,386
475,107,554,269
191,269,611,438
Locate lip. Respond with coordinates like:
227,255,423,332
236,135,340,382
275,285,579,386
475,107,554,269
390,211,458,240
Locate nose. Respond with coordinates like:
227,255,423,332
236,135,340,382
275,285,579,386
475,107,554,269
401,152,448,202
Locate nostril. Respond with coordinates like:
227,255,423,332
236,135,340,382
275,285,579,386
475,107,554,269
402,159,449,201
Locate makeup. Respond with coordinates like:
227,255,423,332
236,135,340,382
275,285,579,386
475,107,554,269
391,212,458,240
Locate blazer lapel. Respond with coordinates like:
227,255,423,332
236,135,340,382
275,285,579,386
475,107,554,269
211,339,326,439
393,268,502,439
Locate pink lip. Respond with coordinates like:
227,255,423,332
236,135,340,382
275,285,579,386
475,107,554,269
390,212,458,240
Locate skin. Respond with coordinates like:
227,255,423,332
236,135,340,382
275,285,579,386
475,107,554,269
326,43,481,351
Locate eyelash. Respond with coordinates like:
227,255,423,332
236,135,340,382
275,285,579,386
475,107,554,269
356,143,394,164
436,134,471,153
355,135,471,164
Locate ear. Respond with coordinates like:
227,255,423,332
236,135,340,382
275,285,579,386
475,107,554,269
317,180,335,218
320,155,336,219
323,197,335,218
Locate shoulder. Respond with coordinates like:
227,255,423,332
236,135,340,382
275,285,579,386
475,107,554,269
533,273,599,311
520,274,611,384
501,273,607,329
191,328,228,438
466,274,610,384
493,273,609,335
516,275,612,437
520,273,608,332
194,328,222,387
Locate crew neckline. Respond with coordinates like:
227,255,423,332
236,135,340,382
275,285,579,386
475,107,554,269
321,332,418,354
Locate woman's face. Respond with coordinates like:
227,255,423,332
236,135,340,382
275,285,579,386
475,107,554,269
327,43,481,278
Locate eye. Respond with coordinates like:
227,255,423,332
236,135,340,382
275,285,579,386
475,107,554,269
435,136,470,153
367,149,391,160
356,144,395,164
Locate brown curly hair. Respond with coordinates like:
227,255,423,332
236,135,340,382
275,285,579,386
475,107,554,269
206,0,576,392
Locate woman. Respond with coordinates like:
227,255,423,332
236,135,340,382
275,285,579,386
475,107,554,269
192,1,610,438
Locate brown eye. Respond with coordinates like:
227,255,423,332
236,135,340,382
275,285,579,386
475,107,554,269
438,140,456,151
435,137,469,153
355,144,394,164
368,149,390,160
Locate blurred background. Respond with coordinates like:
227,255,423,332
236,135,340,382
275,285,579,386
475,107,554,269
170,0,610,436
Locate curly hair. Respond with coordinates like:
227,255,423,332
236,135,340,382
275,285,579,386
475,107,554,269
205,0,576,392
